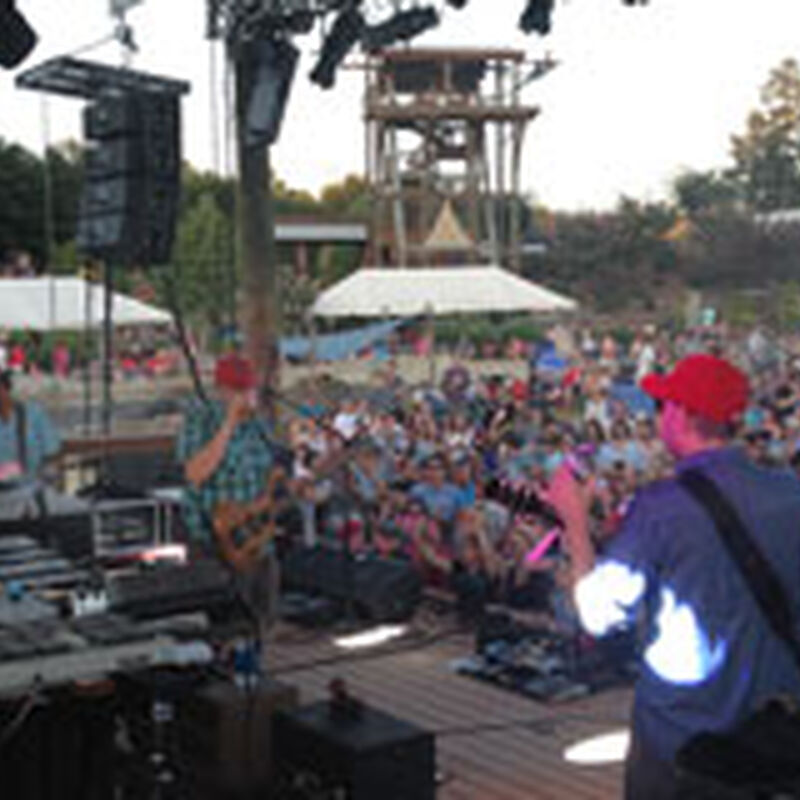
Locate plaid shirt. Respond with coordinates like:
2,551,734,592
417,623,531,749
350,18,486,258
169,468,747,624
176,399,274,545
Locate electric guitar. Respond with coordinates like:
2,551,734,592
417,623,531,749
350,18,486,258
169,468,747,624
212,467,289,573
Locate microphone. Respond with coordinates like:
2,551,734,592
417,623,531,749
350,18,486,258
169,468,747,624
483,444,595,529
483,476,562,528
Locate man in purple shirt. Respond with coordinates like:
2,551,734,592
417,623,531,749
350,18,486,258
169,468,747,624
549,354,800,799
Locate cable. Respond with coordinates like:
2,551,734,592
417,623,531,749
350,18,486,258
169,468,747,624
160,268,208,404
0,689,46,749
61,33,118,59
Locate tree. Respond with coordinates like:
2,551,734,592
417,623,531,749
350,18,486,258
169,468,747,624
319,174,368,215
534,198,678,312
0,139,82,269
672,169,740,217
731,58,800,212
169,190,236,336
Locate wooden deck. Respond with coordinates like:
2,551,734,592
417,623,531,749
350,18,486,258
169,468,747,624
265,609,631,799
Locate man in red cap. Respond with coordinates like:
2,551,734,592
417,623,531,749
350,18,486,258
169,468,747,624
548,354,800,799
177,353,282,637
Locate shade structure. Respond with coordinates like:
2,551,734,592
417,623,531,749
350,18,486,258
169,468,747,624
311,266,577,318
0,277,171,330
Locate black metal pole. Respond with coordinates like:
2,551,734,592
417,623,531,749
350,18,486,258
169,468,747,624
83,271,93,434
102,260,114,436
233,39,280,423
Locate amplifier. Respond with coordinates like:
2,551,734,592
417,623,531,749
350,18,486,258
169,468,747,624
274,701,436,800
281,548,422,623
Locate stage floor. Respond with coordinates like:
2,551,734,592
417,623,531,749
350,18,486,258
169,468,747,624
264,610,631,800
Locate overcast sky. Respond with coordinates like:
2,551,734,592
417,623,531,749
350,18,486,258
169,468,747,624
2,0,799,211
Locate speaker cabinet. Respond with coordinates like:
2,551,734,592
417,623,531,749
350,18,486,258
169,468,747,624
275,701,435,800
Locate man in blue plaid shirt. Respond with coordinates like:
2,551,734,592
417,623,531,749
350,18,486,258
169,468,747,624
176,353,279,633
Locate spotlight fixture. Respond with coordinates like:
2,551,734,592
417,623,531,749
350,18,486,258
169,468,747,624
245,35,299,146
309,5,364,89
361,5,439,53
0,0,38,69
519,0,554,36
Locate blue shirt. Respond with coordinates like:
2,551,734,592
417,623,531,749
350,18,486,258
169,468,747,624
176,399,274,545
0,402,60,480
575,447,800,760
409,481,464,524
596,440,648,474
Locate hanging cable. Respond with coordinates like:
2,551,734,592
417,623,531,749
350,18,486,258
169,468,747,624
162,268,208,404
221,43,239,335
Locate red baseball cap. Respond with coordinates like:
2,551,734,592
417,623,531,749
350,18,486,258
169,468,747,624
214,353,256,391
641,354,749,424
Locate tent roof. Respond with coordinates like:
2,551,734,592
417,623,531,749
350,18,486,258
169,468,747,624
311,266,577,318
0,277,171,330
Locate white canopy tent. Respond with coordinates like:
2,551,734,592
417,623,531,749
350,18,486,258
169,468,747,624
0,277,171,330
311,266,577,318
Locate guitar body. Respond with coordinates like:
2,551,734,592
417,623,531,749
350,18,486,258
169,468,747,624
211,468,287,573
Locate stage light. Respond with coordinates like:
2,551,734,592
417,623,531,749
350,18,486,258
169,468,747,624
445,0,469,8
309,5,364,89
334,624,407,650
563,729,630,765
519,0,554,36
361,6,439,53
245,35,299,146
0,0,38,69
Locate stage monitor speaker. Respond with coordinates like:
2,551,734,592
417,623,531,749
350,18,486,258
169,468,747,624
275,701,435,800
282,548,422,622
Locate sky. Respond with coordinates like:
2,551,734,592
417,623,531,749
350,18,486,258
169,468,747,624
1,0,800,211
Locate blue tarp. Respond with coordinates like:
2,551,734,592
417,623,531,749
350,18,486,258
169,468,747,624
280,318,410,362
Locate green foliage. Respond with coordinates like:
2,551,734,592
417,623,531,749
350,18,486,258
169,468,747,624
319,174,368,215
730,58,800,212
533,197,678,312
169,190,236,334
498,316,545,343
673,169,740,216
0,139,82,267
774,281,800,329
722,292,760,328
433,315,543,347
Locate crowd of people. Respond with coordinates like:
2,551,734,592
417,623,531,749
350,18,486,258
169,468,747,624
242,322,800,624
0,327,181,381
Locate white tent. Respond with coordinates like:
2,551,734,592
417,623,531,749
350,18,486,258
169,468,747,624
0,277,171,330
311,266,577,318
